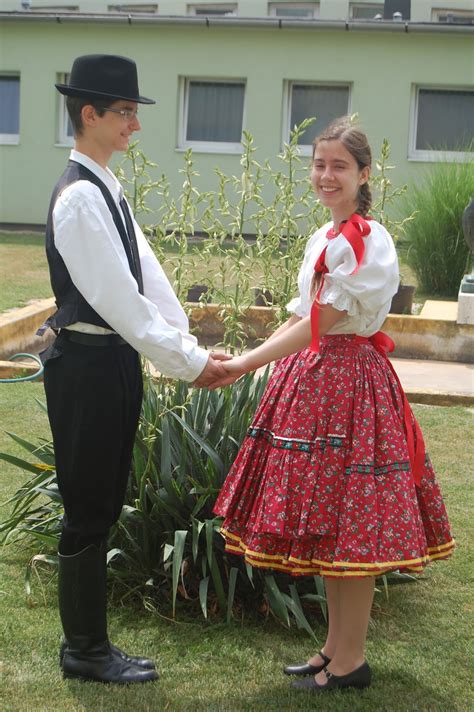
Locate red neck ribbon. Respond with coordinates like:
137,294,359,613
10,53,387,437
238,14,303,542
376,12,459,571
310,213,371,353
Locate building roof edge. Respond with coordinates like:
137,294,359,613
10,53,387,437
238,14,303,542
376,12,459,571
0,11,473,34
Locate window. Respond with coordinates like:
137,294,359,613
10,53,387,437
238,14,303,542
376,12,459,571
410,86,474,161
187,3,237,15
268,3,319,18
350,3,383,19
432,9,474,24
57,73,74,146
284,82,350,152
0,75,20,144
31,5,79,10
108,3,158,11
179,78,245,152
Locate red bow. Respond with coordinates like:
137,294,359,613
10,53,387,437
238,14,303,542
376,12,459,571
310,214,371,353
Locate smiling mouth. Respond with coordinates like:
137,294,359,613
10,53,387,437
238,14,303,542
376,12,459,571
320,186,339,193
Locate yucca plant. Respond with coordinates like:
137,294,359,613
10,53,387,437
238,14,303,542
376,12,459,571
0,372,334,637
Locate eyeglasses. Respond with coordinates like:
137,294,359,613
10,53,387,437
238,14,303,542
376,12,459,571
102,108,138,120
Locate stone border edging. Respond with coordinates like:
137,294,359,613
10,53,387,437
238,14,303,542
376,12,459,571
0,298,56,359
1,298,473,364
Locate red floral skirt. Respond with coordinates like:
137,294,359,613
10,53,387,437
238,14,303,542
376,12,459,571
213,335,455,578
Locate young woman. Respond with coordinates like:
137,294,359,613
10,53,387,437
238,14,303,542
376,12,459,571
211,117,454,693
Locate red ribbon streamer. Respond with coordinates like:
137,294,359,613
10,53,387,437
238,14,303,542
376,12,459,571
355,333,425,488
307,214,425,487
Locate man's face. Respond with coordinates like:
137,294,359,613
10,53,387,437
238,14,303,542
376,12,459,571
92,100,141,154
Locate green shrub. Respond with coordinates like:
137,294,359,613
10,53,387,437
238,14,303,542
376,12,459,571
399,159,474,296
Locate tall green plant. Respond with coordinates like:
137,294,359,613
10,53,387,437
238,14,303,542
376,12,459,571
370,137,413,244
116,125,411,353
399,159,474,296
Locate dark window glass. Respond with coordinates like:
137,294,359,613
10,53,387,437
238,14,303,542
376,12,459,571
290,84,349,144
186,81,244,142
416,89,474,151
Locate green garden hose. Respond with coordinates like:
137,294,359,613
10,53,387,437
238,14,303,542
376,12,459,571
0,353,44,383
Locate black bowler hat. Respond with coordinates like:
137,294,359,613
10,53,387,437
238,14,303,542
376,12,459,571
55,54,155,104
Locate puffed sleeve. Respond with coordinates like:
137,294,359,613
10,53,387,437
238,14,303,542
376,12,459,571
286,225,330,317
319,221,399,316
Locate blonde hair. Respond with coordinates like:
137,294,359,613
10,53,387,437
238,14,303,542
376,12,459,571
312,117,372,217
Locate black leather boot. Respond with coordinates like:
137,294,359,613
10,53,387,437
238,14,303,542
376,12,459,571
58,543,158,684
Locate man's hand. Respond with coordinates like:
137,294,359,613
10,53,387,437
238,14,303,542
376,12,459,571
192,352,232,388
206,355,250,390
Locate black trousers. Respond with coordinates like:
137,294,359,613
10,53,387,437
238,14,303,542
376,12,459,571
43,334,143,555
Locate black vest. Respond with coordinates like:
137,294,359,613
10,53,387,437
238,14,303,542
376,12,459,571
41,160,143,333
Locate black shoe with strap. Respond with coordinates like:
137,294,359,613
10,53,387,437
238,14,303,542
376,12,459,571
58,543,158,684
292,662,372,692
284,650,331,676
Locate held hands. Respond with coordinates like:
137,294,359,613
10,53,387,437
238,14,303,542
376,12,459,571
192,352,249,389
192,352,231,388
207,355,249,390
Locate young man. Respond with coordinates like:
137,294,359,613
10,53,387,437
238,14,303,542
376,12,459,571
40,54,228,684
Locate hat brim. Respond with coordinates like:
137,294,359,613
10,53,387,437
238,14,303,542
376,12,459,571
55,84,156,105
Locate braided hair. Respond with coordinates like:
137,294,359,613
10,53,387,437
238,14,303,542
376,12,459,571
312,117,372,217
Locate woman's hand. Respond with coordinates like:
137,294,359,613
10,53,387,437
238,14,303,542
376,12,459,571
207,354,251,390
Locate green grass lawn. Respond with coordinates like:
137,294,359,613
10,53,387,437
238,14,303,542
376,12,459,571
0,383,472,711
0,232,259,312
0,234,53,313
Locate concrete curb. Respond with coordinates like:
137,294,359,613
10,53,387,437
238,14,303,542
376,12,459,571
1,297,473,363
404,391,473,408
0,360,43,381
1,358,471,407
0,298,472,406
0,298,55,359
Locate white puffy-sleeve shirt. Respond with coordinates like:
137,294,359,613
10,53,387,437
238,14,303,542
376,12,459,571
52,150,209,382
286,219,399,336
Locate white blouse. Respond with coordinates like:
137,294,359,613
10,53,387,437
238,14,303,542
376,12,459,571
286,219,400,337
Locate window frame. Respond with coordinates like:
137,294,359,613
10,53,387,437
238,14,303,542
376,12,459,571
268,2,320,18
409,84,474,163
282,80,352,155
30,5,79,10
108,3,158,12
187,3,237,15
0,73,20,145
56,72,74,147
431,8,474,23
178,76,246,154
349,2,384,20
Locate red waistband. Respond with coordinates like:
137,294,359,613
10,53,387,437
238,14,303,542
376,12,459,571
321,332,395,355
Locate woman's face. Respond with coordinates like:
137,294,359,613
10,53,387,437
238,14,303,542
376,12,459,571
311,139,370,224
